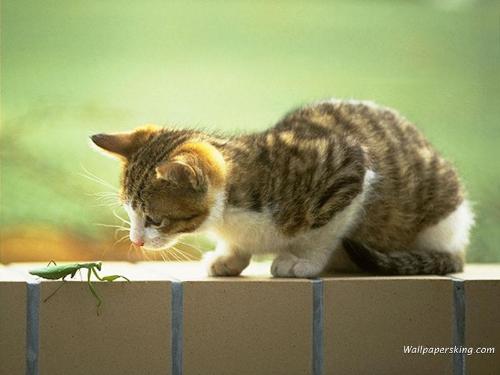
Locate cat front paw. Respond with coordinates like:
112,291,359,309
271,254,323,278
203,251,250,276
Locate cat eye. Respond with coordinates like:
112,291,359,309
169,213,200,221
145,215,164,227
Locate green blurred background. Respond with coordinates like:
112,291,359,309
1,0,499,262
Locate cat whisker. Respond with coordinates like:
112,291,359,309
90,191,120,197
140,247,153,261
112,209,131,225
95,196,120,205
112,234,130,248
95,223,129,230
92,201,121,208
171,245,197,261
167,250,180,262
174,239,204,255
88,196,119,204
87,194,120,203
167,248,183,262
113,228,129,239
127,243,135,260
159,250,170,262
79,164,119,192
86,190,120,208
157,249,169,262
176,247,196,261
94,193,119,199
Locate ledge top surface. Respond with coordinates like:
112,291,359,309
1,262,499,282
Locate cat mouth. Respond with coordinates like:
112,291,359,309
141,238,177,251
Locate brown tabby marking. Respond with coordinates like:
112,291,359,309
91,99,470,275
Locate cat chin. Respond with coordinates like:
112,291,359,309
142,238,177,251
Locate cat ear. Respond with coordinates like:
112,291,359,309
90,125,159,159
89,132,137,159
155,157,206,192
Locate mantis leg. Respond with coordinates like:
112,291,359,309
87,268,103,315
46,260,57,267
43,277,66,303
92,267,130,282
91,267,105,281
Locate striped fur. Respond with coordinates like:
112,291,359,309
90,99,473,276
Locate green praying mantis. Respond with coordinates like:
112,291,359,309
29,261,130,315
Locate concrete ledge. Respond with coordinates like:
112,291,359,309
323,276,454,375
453,265,500,375
0,263,498,375
0,267,27,375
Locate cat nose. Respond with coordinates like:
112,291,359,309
132,239,144,247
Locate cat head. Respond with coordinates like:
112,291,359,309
90,125,226,250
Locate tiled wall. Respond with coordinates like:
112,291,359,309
0,263,498,375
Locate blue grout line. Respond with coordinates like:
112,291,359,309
26,281,40,375
312,279,324,375
452,278,465,375
171,281,183,375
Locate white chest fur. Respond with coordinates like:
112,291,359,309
214,208,292,254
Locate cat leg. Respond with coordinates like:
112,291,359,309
271,243,336,278
270,171,375,278
204,241,251,276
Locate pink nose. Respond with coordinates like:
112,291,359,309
132,239,144,247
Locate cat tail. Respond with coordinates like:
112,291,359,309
342,238,463,275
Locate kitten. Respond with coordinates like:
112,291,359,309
90,99,474,277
